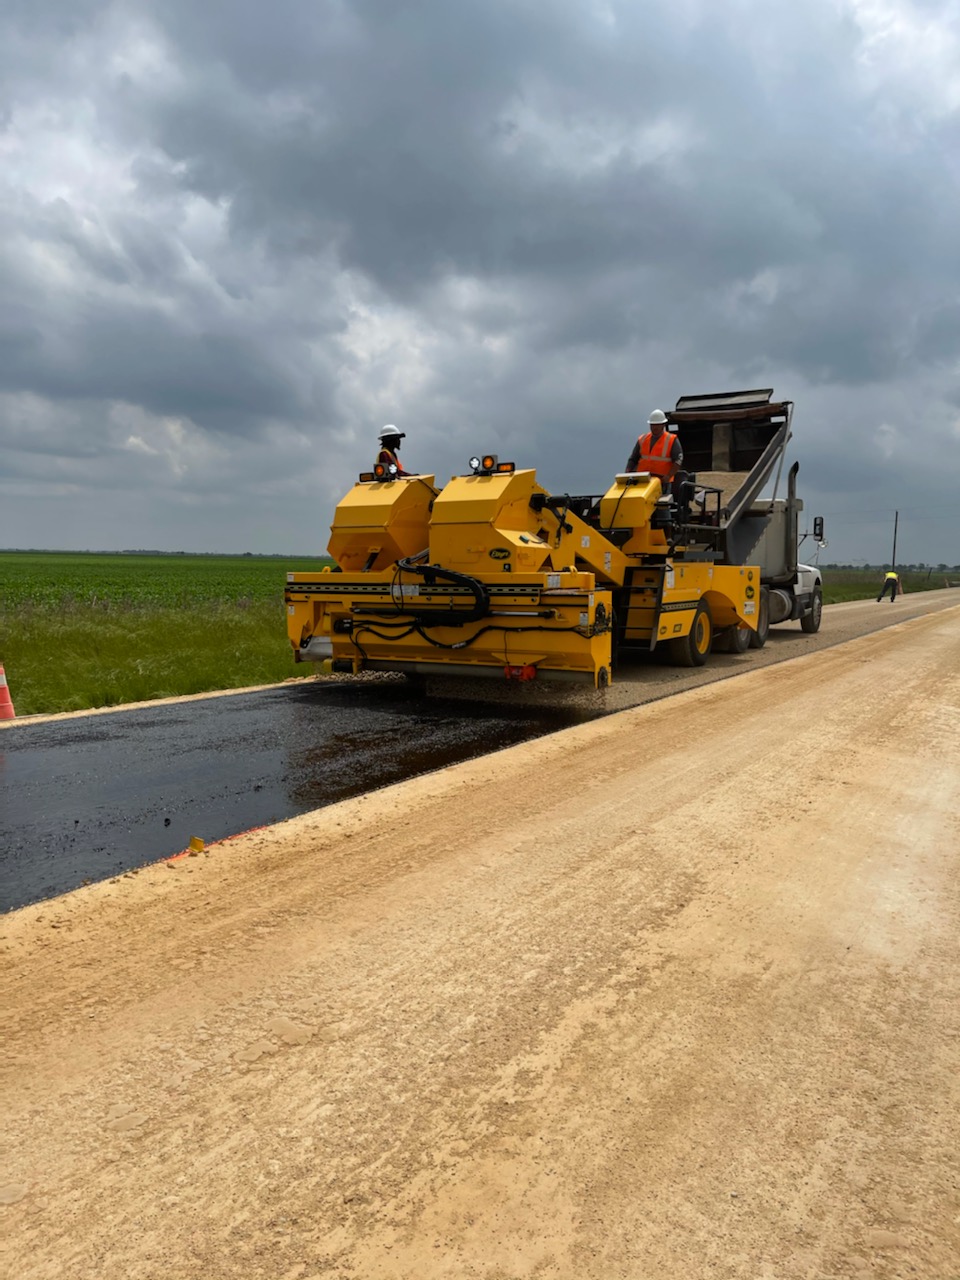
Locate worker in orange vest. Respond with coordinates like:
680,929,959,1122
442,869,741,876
376,425,416,476
625,409,684,492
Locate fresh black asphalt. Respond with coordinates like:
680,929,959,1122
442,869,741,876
0,681,583,911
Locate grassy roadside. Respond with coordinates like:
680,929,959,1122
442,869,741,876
821,569,953,604
0,552,329,716
1,601,300,716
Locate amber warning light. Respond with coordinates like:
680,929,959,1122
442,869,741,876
370,462,399,480
469,454,516,475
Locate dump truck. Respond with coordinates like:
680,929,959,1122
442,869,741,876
286,389,822,688
669,389,823,646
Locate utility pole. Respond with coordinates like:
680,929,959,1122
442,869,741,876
891,510,898,569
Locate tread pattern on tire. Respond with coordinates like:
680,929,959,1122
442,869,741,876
800,586,823,634
668,602,712,668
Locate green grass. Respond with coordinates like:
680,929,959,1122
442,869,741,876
821,568,953,604
0,552,332,716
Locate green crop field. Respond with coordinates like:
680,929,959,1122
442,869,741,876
0,552,332,716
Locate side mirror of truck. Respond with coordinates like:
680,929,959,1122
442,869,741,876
813,516,824,540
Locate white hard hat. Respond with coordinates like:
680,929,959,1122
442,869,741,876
378,424,405,442
647,409,668,426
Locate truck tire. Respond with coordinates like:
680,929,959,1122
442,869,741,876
800,585,823,634
668,601,712,668
713,624,751,654
728,624,752,654
748,587,770,649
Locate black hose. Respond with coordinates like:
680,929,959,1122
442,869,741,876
410,621,592,650
386,557,491,625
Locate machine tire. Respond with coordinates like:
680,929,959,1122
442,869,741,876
748,587,770,649
800,585,823,633
668,601,712,668
726,624,752,654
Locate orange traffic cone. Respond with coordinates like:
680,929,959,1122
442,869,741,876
0,664,16,720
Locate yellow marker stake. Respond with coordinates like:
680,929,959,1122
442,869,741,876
189,836,205,853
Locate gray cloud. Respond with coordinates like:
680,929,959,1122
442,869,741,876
1,0,959,561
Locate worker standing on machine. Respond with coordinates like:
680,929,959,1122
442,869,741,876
626,410,683,492
877,569,900,603
376,425,416,476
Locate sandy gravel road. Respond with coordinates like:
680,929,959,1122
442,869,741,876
503,587,960,713
3,604,959,1279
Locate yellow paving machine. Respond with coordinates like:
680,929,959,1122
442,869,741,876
286,389,820,688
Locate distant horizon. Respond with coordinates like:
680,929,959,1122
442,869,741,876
3,548,957,572
1,547,333,559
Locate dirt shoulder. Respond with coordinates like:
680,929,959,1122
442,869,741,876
3,606,959,1279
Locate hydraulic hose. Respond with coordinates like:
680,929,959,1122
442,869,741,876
396,557,491,623
352,558,491,627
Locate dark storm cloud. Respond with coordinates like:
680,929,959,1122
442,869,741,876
1,0,958,557
0,183,340,446
103,0,960,382
0,267,311,439
118,2,728,291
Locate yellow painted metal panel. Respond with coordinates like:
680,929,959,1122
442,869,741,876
327,474,436,573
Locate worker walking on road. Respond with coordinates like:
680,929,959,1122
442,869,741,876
626,410,683,492
376,425,416,476
877,569,900,603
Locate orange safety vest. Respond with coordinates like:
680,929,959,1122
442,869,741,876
634,430,676,478
377,447,408,476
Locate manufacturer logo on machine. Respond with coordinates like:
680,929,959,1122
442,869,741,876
489,547,511,560
745,585,756,599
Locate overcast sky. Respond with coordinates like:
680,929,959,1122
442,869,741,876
1,0,958,564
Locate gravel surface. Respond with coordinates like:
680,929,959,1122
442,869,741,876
2,594,959,1279
446,587,960,712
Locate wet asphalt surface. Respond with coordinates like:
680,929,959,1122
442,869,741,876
0,681,586,912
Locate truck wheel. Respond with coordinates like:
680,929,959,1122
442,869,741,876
800,585,823,634
668,601,712,668
748,587,770,649
727,625,752,654
713,625,750,654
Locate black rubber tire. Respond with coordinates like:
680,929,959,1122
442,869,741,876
748,587,770,649
667,601,713,668
800,585,823,634
727,624,752,654
713,625,750,654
